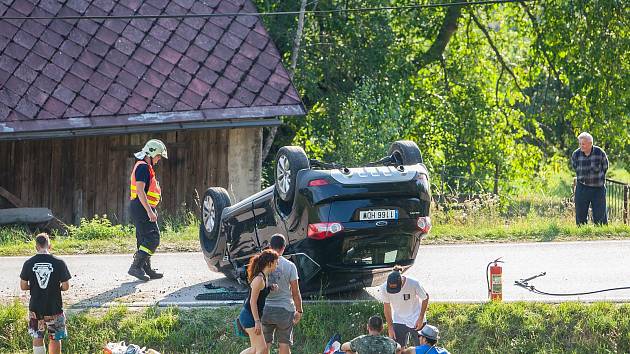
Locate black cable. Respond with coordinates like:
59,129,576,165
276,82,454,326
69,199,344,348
0,0,534,21
515,272,630,296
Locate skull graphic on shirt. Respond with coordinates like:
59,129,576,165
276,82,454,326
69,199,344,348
32,263,53,289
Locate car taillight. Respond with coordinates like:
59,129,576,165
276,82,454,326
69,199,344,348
416,216,432,234
307,222,344,240
308,178,329,187
416,173,429,191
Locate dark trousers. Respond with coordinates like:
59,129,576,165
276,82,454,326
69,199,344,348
575,183,607,225
392,323,420,347
130,199,160,254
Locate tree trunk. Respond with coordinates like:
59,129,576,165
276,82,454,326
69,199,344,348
261,0,308,163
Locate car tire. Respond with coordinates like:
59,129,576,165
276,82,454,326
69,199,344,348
388,140,423,165
275,146,310,204
200,187,231,242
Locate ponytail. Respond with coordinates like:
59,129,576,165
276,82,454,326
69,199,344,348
247,249,279,282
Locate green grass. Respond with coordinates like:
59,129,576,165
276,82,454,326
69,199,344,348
2,301,630,353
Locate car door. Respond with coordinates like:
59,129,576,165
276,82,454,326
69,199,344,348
226,205,260,265
252,192,286,250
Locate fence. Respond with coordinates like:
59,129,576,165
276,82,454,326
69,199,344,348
606,179,630,224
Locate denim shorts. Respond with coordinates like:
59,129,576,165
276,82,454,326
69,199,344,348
239,307,255,329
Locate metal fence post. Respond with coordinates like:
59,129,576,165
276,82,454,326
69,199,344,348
624,185,629,225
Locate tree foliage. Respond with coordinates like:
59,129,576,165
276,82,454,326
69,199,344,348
255,0,629,193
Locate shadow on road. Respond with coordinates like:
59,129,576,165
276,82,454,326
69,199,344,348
159,277,245,303
70,280,145,308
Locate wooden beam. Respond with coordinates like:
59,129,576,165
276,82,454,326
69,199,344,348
0,186,24,207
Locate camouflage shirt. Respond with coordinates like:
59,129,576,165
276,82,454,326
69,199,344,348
349,334,399,354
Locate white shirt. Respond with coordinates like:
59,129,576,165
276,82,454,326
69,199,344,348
380,277,428,328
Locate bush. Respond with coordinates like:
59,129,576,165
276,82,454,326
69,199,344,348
66,215,131,240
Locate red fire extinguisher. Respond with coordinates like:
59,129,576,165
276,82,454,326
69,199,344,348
487,257,504,301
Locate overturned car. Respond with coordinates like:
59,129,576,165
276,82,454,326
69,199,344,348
199,140,431,294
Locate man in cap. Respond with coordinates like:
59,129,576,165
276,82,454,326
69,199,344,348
128,139,168,281
380,266,429,347
402,324,450,354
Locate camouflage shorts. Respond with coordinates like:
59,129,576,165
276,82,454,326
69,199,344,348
28,311,68,340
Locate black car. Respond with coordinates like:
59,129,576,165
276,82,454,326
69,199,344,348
199,140,432,294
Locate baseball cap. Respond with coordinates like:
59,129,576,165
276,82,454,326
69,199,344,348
386,270,403,294
419,324,440,341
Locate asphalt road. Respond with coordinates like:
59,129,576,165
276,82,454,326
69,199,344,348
1,240,629,308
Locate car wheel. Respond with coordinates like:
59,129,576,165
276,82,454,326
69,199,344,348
275,146,310,203
388,140,423,165
201,187,231,241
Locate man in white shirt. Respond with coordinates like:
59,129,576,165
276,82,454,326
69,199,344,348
380,266,429,347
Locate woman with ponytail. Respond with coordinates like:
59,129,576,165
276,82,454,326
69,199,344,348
239,249,279,354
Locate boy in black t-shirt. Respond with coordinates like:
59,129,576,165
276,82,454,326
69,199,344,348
20,233,71,354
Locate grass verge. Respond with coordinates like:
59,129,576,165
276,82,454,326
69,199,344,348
2,301,630,353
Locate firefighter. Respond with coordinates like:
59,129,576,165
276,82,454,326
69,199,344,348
128,139,167,281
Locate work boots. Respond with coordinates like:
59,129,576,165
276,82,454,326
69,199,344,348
143,256,163,279
128,251,150,281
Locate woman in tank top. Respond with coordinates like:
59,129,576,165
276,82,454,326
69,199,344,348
239,249,279,354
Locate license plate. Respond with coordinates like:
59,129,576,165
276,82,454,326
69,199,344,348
359,209,398,221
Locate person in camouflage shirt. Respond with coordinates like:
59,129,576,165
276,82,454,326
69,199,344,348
341,315,401,354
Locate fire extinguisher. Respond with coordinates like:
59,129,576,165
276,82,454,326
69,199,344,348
486,257,504,301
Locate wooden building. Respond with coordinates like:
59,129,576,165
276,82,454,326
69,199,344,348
0,0,305,224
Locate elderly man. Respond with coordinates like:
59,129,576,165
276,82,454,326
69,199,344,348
571,132,609,225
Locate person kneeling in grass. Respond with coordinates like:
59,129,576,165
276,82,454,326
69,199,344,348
19,233,71,354
341,315,401,354
401,324,450,354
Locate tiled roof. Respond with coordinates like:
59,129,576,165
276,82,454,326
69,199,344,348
0,0,304,137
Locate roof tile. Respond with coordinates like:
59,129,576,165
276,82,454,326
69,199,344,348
204,88,229,107
245,30,268,50
122,25,145,44
0,88,21,106
147,0,168,10
60,40,83,58
167,34,190,53
77,19,100,35
14,63,38,83
249,63,272,83
162,79,185,98
203,22,223,41
173,101,193,111
13,30,37,50
180,89,203,107
88,71,113,89
205,55,227,72
141,35,164,54
193,33,217,52
222,32,243,50
22,20,46,38
105,48,127,66
99,94,123,112
223,65,244,84
124,59,148,78
0,69,9,86
43,96,67,116
52,86,77,105
72,95,95,115
104,19,128,34
26,86,48,106
241,75,264,93
91,106,113,115
64,107,83,117
5,76,29,96
130,18,151,32
157,18,179,32
165,2,186,15
143,69,166,88
0,56,19,73
116,69,140,90
5,42,29,60
151,57,175,76
98,60,121,79
88,38,110,57
135,80,158,99
183,17,205,31
133,47,156,66
188,78,211,97
228,20,251,39
42,62,66,82
259,85,282,104
13,0,35,15
177,56,199,75
80,83,105,103
67,0,90,13
49,19,74,37
253,96,272,107
63,73,85,92
68,28,90,47
95,26,118,46
78,50,102,69
71,61,94,81
160,45,183,65
169,67,192,87
231,53,253,71
0,21,19,39
124,0,142,11
233,87,255,106
185,45,208,63
33,75,56,93
32,40,55,59
93,0,116,13
174,0,195,10
52,51,75,71
127,93,149,111
267,73,290,92
36,110,55,120
236,14,258,28
196,66,220,85
150,25,171,43
214,77,238,96
152,91,177,110
176,23,198,41
107,83,130,101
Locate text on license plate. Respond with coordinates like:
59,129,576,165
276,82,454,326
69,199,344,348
359,209,398,220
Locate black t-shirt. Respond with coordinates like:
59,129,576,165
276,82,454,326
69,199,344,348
20,254,71,316
134,162,151,193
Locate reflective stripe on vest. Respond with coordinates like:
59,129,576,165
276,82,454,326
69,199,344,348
129,161,162,207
